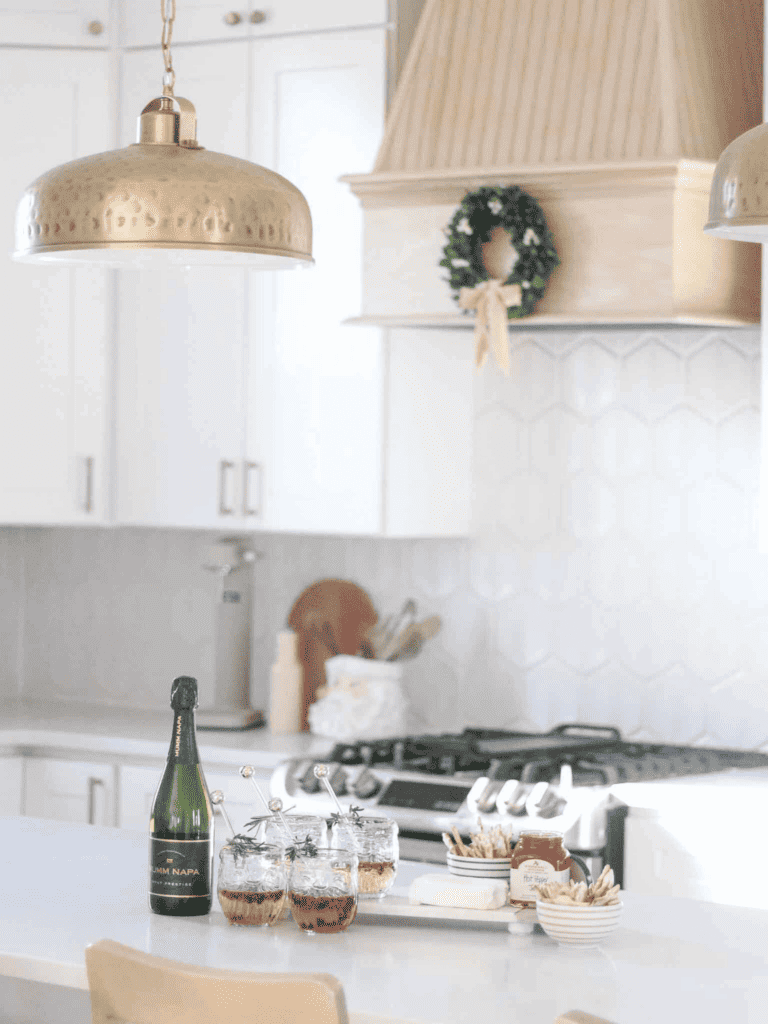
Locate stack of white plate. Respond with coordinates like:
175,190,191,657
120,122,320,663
446,852,511,879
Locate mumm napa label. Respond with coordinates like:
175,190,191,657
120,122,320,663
150,838,211,898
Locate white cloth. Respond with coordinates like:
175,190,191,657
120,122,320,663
308,655,409,740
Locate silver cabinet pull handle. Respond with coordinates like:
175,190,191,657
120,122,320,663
87,777,104,825
250,10,266,22
243,461,261,517
223,11,242,24
84,456,94,514
218,460,236,515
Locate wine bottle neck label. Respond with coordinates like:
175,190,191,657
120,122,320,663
150,837,212,899
167,709,200,765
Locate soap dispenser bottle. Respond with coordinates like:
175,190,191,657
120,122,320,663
269,630,304,734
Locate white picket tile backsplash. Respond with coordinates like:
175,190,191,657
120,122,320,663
0,325,766,750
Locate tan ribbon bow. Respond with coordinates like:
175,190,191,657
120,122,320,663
458,278,522,374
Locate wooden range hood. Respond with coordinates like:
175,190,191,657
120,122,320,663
344,0,763,328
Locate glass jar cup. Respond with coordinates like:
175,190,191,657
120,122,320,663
287,847,358,934
217,843,287,927
257,814,328,850
331,816,399,899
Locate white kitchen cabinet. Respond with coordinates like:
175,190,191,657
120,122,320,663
115,43,253,528
0,756,23,817
247,30,472,535
0,1,110,46
120,0,387,47
119,762,270,835
0,50,110,525
115,31,391,532
246,28,389,534
24,757,116,826
115,27,470,535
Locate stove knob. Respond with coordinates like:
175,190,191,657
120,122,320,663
327,764,347,796
351,768,381,800
299,764,321,793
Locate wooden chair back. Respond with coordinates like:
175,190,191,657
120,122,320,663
85,939,349,1024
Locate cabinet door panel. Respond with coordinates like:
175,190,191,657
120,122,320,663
121,0,387,47
247,29,387,533
247,0,387,37
115,45,249,528
24,758,115,826
0,52,109,524
0,1,110,46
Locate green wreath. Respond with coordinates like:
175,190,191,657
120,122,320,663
440,185,559,318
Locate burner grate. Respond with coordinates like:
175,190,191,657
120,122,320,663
328,729,768,785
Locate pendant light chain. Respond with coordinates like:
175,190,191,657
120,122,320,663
160,0,176,96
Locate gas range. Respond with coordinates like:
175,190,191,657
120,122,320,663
269,724,768,877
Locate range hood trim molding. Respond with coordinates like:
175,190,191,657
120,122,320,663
342,160,715,208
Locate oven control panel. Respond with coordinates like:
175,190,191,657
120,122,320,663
272,759,476,824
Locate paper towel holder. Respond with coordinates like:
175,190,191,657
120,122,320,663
197,538,264,731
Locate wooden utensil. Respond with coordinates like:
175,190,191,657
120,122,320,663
386,615,442,661
287,579,378,730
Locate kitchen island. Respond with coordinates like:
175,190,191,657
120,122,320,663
1,817,766,1024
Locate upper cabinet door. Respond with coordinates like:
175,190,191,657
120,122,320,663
115,43,251,529
247,28,388,534
121,0,387,47
0,50,109,524
0,1,110,46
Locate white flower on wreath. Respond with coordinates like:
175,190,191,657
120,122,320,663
457,217,473,235
452,258,470,267
522,280,530,288
487,198,503,215
523,227,540,246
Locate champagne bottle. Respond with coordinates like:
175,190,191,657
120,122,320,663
149,676,214,916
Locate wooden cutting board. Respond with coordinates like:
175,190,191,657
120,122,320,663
287,579,378,731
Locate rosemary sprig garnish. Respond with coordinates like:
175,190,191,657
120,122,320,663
243,806,297,834
327,805,367,830
227,834,271,863
285,836,319,861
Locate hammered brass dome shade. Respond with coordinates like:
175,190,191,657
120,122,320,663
705,122,768,244
13,100,313,268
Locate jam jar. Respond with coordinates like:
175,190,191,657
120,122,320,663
509,830,571,907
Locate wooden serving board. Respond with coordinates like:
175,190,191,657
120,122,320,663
287,579,377,730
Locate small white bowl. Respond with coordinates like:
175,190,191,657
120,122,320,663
535,899,623,949
447,852,511,879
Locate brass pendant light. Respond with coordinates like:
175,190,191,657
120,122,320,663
13,1,312,269
705,121,768,243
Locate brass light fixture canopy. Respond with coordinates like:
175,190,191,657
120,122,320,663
13,96,313,268
705,122,768,243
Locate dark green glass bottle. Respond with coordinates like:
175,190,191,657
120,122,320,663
149,676,214,916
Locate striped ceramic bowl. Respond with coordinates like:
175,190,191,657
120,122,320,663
446,852,511,879
535,899,623,949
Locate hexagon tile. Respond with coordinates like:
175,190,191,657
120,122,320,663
6,327,768,752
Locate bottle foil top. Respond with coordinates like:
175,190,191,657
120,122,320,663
171,675,199,710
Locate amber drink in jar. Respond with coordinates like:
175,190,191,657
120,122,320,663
217,843,287,926
509,830,571,908
287,848,358,934
331,816,399,899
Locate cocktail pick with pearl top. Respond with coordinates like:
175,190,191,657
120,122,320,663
313,763,349,818
209,790,234,839
239,765,294,841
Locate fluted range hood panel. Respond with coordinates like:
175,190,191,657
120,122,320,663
345,0,763,327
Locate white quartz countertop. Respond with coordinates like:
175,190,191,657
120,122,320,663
2,816,767,1024
0,701,330,768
